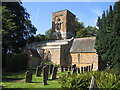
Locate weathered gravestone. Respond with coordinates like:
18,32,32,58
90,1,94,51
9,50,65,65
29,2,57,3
49,64,54,74
89,76,98,90
51,67,58,80
61,66,64,72
42,66,48,85
72,68,77,74
25,70,32,83
36,65,42,77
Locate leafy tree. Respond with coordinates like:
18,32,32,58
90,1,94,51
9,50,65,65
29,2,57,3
45,28,52,39
2,2,36,54
75,18,85,36
34,34,49,42
76,26,97,38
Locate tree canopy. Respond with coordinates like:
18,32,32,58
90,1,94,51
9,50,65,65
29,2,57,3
95,1,120,70
2,2,37,54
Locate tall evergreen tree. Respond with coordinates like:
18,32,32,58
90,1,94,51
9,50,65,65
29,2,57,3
95,1,120,70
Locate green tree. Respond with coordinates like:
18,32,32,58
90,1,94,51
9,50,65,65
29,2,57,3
76,26,97,38
45,28,52,39
2,2,36,54
75,18,85,36
95,1,120,70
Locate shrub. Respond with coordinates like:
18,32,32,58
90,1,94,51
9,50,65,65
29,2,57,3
5,53,28,72
59,71,120,89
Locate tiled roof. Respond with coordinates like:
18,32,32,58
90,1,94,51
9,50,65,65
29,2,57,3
70,37,96,53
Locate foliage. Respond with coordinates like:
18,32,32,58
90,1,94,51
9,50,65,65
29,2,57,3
95,1,120,70
34,34,49,42
45,28,52,39
5,53,28,72
59,71,120,89
2,2,37,54
75,18,85,36
76,26,97,38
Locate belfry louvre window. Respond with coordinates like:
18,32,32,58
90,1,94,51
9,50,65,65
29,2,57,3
78,54,80,63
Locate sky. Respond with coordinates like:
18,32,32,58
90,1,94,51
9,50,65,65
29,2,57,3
22,2,116,35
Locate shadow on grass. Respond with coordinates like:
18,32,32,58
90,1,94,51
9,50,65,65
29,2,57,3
2,78,24,82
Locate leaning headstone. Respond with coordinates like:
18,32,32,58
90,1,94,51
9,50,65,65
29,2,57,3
25,70,32,83
72,68,77,74
89,76,98,90
51,67,58,80
42,66,48,85
36,65,42,77
61,66,64,72
49,64,54,75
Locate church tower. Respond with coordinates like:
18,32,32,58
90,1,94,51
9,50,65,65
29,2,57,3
51,9,76,39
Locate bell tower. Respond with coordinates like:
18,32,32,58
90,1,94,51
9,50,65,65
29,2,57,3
51,9,76,39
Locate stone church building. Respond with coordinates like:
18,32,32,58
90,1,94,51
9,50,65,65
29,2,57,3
24,10,98,71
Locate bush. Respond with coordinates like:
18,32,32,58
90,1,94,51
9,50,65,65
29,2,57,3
59,71,120,89
5,53,28,72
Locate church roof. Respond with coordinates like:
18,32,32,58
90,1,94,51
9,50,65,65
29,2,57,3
70,37,96,53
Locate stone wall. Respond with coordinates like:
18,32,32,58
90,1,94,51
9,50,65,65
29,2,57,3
51,10,75,39
70,52,98,70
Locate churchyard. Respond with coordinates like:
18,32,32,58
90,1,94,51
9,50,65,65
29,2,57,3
1,62,97,89
2,62,120,89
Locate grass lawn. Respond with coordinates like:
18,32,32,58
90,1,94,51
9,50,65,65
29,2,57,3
1,68,68,89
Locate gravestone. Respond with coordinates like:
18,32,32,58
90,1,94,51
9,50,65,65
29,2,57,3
61,66,64,72
25,70,32,83
86,66,89,72
50,64,54,74
77,68,80,73
68,65,72,71
72,64,76,68
89,76,98,90
81,67,84,73
65,67,68,71
72,68,77,74
46,65,49,80
88,65,91,72
36,65,42,77
42,66,48,85
51,67,58,80
91,64,93,71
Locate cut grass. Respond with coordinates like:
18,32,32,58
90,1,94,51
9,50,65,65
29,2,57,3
1,69,69,89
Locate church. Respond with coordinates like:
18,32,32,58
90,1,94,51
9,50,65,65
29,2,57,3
24,10,98,71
